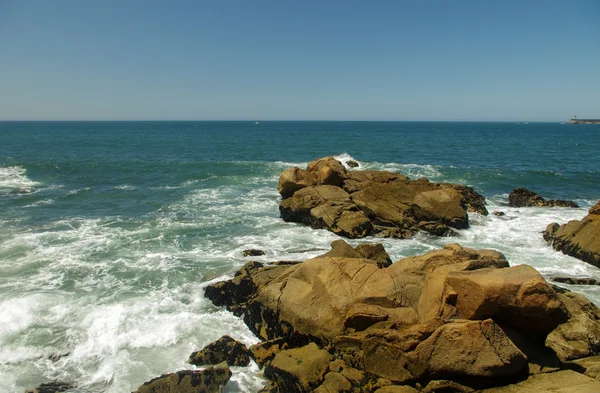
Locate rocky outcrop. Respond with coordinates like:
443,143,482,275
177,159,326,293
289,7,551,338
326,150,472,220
552,276,600,286
508,188,579,208
205,241,600,392
188,335,251,367
543,201,600,268
133,363,232,393
278,157,488,239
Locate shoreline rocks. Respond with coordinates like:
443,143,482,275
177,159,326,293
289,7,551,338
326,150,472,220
204,241,600,392
508,188,579,208
543,200,600,268
133,364,232,393
278,157,488,239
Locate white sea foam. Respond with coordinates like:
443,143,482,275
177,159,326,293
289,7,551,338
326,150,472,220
0,166,40,195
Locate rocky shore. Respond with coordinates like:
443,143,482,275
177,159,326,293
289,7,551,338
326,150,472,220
203,241,600,392
25,158,600,393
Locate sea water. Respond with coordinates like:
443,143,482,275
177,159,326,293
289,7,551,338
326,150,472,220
1,121,599,392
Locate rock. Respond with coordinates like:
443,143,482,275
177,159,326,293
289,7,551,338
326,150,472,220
133,363,232,393
346,160,360,168
545,291,600,362
421,264,568,335
318,240,392,268
508,188,579,208
250,338,287,368
373,387,419,393
479,369,600,392
264,343,332,393
312,372,352,393
188,335,251,367
543,201,600,268
551,276,600,286
422,379,474,393
492,211,505,216
278,157,487,239
407,319,528,379
25,382,75,393
569,356,600,379
243,249,265,257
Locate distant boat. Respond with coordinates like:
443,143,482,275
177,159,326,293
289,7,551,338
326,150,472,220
255,121,260,125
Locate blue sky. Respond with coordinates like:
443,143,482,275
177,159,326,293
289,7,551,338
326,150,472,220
0,0,599,121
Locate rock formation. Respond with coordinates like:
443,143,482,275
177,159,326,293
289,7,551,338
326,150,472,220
133,363,232,393
544,201,600,268
205,241,600,392
508,188,579,208
278,157,488,239
188,335,251,367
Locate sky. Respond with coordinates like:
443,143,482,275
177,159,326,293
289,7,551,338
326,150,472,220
0,0,599,121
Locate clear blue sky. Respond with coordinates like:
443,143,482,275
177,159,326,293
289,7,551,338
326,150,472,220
1,0,599,121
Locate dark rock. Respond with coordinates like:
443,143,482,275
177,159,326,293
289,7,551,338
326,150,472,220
188,335,251,367
492,211,506,216
278,157,488,239
551,276,600,286
346,160,360,168
543,201,600,268
243,249,265,257
508,188,579,208
25,382,75,393
133,364,232,393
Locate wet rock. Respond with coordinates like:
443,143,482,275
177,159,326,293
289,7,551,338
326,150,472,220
25,382,75,393
508,188,578,208
278,157,487,239
346,160,360,168
133,364,231,393
188,335,251,367
543,201,600,268
243,249,265,257
492,211,505,216
551,276,600,286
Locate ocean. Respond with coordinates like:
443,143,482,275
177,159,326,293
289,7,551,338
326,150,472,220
1,121,599,392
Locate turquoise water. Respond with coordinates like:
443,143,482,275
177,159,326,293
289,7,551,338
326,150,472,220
1,121,599,392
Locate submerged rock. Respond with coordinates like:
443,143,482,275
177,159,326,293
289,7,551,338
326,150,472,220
133,364,231,393
508,188,579,208
278,157,487,239
188,335,251,367
25,382,75,393
543,201,600,268
243,249,266,257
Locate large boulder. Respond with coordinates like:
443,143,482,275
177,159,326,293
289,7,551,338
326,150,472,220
545,291,600,362
407,319,528,379
543,201,600,268
133,364,232,393
419,264,568,335
508,188,579,208
278,157,487,239
264,343,332,393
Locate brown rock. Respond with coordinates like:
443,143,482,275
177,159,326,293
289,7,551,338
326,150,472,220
313,372,352,393
429,264,568,334
373,387,419,393
543,201,600,268
243,249,265,257
250,338,287,368
264,343,332,393
569,356,600,379
407,319,528,379
188,335,250,367
133,363,232,393
318,240,392,268
545,291,600,362
278,167,315,199
551,276,600,286
479,369,600,393
508,187,579,208
278,157,487,239
422,379,474,393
